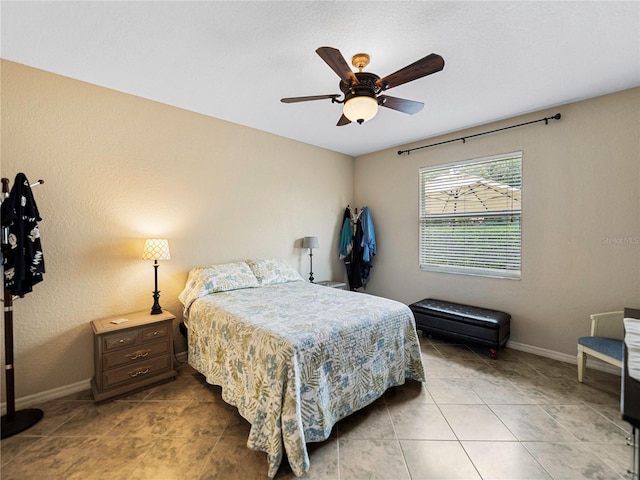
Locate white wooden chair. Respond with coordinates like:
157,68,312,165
577,311,624,382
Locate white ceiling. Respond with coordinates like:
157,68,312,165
2,1,639,157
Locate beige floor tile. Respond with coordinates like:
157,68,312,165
542,404,629,444
339,438,410,480
109,400,233,437
594,402,634,430
515,376,585,405
439,404,517,441
523,441,623,480
401,439,481,479
526,356,578,378
337,400,395,440
198,434,270,480
48,400,138,436
384,379,435,404
489,404,578,441
566,380,622,406
275,438,339,480
64,436,157,480
11,400,84,436
462,440,552,479
0,436,100,480
584,441,636,479
0,434,42,465
486,359,543,380
222,409,254,438
450,361,499,380
127,436,219,480
467,377,535,404
387,402,456,440
421,350,463,377
424,378,484,405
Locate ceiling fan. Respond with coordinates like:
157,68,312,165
281,46,445,126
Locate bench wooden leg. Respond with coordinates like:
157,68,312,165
489,348,497,359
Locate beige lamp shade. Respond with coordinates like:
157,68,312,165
302,236,319,249
142,239,171,260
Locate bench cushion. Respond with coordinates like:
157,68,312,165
409,298,511,328
409,298,511,351
578,336,623,362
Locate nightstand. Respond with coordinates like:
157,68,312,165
90,310,177,403
316,280,347,290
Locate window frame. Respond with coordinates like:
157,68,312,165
419,151,523,280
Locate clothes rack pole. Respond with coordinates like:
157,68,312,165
1,176,44,439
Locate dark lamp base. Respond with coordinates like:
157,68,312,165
150,290,162,315
1,408,44,439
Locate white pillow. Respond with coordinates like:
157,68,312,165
178,261,259,311
245,258,304,286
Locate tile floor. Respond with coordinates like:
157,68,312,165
1,335,635,480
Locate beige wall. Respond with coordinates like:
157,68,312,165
1,59,638,403
354,87,640,357
1,60,354,399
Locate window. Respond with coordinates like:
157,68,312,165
419,151,522,279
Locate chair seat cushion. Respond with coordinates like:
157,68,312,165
578,336,623,361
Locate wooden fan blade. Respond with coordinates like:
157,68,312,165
378,95,424,114
281,94,340,103
316,47,359,85
376,53,444,90
337,114,351,126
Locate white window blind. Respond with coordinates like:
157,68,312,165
419,152,522,279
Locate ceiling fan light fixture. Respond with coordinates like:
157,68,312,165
343,95,378,124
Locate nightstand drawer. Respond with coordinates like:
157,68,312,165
102,338,172,370
103,331,139,351
103,354,171,389
141,323,169,343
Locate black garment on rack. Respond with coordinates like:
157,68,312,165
348,216,364,290
1,173,45,296
341,207,354,286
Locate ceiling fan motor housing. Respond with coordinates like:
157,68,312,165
340,72,381,123
340,72,381,97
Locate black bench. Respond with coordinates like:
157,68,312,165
409,298,511,358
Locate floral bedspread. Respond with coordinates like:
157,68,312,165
185,281,425,478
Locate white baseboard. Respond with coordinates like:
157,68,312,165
1,378,91,415
507,340,621,376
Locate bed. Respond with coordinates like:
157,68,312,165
179,259,425,478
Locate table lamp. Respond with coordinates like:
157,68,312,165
142,238,171,314
302,236,319,283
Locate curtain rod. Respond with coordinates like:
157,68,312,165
397,113,561,156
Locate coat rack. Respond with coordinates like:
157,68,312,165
1,176,45,439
